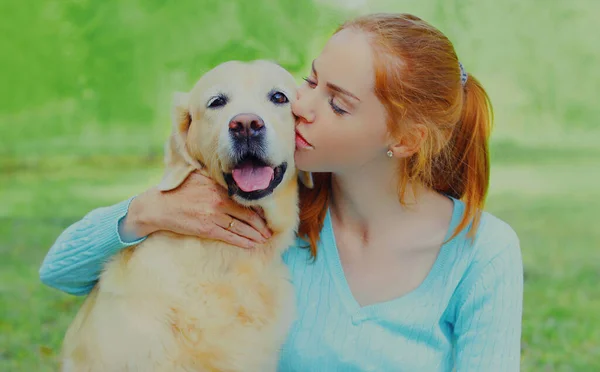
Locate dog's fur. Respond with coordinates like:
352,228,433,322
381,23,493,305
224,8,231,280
60,60,312,372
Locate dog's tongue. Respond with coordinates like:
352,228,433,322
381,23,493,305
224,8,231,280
232,163,274,192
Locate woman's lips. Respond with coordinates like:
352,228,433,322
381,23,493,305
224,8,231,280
295,130,314,150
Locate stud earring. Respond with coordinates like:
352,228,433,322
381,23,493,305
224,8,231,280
386,150,393,158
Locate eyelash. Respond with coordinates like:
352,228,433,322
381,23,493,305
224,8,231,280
329,97,347,115
302,77,348,116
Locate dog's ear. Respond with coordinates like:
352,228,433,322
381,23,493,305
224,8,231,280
157,92,198,192
157,132,196,191
298,171,314,189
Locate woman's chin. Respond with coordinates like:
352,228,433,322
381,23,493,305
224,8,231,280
294,151,321,173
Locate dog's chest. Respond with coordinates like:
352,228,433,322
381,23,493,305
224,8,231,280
103,232,295,327
97,234,296,370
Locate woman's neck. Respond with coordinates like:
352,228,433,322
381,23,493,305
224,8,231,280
329,162,441,245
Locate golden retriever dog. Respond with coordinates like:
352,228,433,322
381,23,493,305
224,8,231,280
60,60,312,372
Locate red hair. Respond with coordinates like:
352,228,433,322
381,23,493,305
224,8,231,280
298,13,493,258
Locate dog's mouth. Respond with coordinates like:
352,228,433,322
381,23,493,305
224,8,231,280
223,155,287,201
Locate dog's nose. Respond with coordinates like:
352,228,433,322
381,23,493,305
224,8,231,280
229,114,265,138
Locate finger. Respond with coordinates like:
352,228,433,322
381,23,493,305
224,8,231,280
216,215,266,244
225,205,271,239
174,217,255,249
251,206,266,220
211,226,256,249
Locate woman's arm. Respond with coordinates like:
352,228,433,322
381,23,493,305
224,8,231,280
39,172,271,296
39,197,146,295
452,227,524,371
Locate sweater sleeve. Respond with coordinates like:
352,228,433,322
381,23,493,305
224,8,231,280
452,228,524,371
38,197,147,296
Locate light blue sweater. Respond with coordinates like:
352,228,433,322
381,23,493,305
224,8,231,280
39,196,523,371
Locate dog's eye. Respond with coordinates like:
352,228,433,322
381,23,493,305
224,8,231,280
207,95,228,109
270,91,289,105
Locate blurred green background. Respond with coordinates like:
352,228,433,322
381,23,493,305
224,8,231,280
1,0,598,370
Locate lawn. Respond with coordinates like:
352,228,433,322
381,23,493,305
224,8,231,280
1,0,599,370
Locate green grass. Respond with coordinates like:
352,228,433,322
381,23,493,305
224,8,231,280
488,163,600,371
2,0,599,370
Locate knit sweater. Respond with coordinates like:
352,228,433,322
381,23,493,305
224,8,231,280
39,196,523,371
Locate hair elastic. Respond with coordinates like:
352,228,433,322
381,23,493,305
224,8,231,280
459,62,468,86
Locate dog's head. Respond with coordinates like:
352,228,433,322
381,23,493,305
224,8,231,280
158,60,312,206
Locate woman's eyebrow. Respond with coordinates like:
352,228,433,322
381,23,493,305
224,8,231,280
312,60,361,102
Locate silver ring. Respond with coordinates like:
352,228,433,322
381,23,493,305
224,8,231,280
227,219,235,230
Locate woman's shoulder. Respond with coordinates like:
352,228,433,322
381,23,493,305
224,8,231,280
442,200,523,311
470,211,522,266
453,199,521,269
477,210,520,254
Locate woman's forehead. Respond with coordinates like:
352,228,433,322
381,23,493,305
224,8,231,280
317,29,376,99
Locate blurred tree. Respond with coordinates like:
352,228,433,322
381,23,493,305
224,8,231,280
0,0,344,123
0,0,85,114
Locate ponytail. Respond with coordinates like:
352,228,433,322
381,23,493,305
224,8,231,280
441,73,493,241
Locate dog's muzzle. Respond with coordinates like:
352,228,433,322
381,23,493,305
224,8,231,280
229,113,267,162
224,113,287,201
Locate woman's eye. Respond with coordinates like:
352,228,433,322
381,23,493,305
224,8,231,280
303,77,317,88
329,97,348,116
270,91,289,105
207,95,227,109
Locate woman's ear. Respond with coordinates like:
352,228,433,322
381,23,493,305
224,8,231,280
388,124,428,158
156,92,199,192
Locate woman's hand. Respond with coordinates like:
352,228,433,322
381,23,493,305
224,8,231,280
120,171,271,249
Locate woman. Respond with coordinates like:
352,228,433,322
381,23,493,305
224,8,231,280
40,13,523,371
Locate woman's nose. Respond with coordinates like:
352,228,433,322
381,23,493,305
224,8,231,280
292,87,316,124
